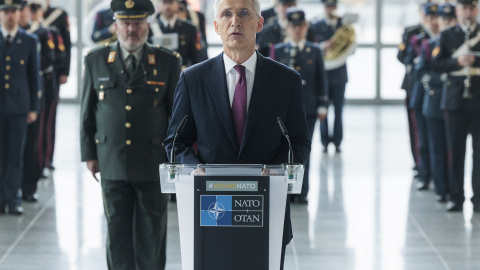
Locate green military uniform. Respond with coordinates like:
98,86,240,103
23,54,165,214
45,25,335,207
80,0,182,269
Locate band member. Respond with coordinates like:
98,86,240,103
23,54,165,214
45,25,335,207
432,0,480,212
311,0,354,153
272,7,328,203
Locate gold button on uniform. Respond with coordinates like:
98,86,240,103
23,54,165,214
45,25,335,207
20,60,24,65
126,89,132,94
126,140,131,145
96,139,100,143
5,83,9,89
429,90,434,95
155,88,159,92
4,75,9,80
5,56,11,61
125,122,131,128
100,85,104,89
126,105,132,111
6,65,10,71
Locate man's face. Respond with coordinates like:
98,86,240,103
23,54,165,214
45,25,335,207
287,22,308,42
0,8,20,29
160,0,179,19
116,19,149,52
19,7,30,26
426,14,439,34
456,4,478,25
214,0,263,53
30,8,43,22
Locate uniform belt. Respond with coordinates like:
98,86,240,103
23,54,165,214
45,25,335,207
449,67,480,77
42,65,54,74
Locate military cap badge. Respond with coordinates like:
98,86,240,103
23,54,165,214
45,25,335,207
125,0,135,9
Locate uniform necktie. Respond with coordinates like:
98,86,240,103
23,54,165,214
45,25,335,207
232,65,247,147
127,54,136,76
5,35,11,49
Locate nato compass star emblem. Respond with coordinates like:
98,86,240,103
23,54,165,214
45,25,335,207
207,202,226,220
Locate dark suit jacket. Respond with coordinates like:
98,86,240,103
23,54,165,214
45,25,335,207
80,42,182,181
164,52,311,245
0,28,39,115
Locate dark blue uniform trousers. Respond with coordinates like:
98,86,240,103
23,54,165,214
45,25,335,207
425,116,449,197
413,108,431,184
445,110,480,204
0,115,27,207
320,81,346,148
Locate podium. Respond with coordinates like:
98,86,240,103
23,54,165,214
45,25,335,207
159,164,304,270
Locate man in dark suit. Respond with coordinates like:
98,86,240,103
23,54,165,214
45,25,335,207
152,0,200,67
164,0,311,268
80,0,182,268
311,0,350,153
272,7,328,203
0,0,40,215
432,0,480,212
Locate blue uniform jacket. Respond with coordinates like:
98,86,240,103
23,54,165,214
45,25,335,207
311,17,348,84
0,28,40,115
432,24,480,111
272,41,328,116
91,9,115,43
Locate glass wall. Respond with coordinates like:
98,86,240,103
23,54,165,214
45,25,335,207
60,0,428,103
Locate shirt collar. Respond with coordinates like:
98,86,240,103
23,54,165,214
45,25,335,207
223,51,257,76
290,39,306,51
459,21,477,33
160,14,178,29
1,26,19,40
120,44,143,62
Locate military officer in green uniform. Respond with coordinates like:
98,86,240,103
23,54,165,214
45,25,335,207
80,0,182,269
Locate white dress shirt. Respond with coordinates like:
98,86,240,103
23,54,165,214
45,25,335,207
160,14,178,30
1,26,18,43
223,52,257,110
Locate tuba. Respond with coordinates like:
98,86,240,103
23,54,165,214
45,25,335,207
323,14,357,70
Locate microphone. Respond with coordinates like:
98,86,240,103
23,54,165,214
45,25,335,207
277,117,294,164
170,115,189,163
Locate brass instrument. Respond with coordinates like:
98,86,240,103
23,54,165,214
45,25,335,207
323,24,356,70
463,20,473,99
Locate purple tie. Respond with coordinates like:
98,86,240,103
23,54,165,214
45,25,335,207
232,65,247,146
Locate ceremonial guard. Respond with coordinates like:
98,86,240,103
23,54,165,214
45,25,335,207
177,0,208,60
415,3,455,202
19,0,56,202
432,0,480,212
0,0,40,214
272,8,328,203
397,3,427,174
80,0,181,267
311,0,355,153
261,0,277,22
256,0,297,57
151,0,200,67
408,3,440,191
91,8,116,44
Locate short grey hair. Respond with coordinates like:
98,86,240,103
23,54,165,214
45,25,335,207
213,0,261,18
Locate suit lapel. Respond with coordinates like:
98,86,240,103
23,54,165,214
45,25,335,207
0,31,5,52
240,52,272,152
205,54,239,152
7,30,24,54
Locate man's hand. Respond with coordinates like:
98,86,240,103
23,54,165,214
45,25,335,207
27,112,37,124
318,113,327,122
86,160,100,182
458,55,475,67
323,39,335,53
108,24,116,34
59,75,68,85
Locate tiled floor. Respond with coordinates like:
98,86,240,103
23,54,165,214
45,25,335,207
1,104,478,270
